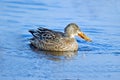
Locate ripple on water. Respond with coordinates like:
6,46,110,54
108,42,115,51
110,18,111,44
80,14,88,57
0,0,120,80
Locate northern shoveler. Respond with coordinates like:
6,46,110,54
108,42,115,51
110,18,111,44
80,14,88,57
29,23,92,51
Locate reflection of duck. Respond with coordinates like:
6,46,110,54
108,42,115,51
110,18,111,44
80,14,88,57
29,44,78,60
29,23,92,51
40,51,77,58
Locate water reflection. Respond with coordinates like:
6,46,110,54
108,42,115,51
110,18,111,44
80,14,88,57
29,44,78,61
0,0,120,79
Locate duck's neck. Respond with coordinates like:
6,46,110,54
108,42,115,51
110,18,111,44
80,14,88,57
64,33,75,38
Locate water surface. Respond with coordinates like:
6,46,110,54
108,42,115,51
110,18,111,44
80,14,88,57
0,0,120,80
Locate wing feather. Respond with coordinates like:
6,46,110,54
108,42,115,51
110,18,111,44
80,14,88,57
29,27,65,42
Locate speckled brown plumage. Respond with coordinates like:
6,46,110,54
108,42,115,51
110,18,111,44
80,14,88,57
29,23,91,51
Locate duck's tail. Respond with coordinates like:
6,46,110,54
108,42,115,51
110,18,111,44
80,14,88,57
29,29,36,34
29,29,40,38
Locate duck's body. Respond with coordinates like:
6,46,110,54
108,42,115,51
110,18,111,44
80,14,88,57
29,23,91,51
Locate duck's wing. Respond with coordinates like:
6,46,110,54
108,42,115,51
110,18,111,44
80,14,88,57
29,27,65,41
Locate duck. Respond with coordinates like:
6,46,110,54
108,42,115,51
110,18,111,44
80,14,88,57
29,23,92,51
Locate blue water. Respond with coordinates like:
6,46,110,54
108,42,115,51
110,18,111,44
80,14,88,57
0,0,120,80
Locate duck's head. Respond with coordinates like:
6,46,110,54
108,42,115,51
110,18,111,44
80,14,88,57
64,23,92,42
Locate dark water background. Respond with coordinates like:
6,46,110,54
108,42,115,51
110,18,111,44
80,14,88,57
0,0,120,80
